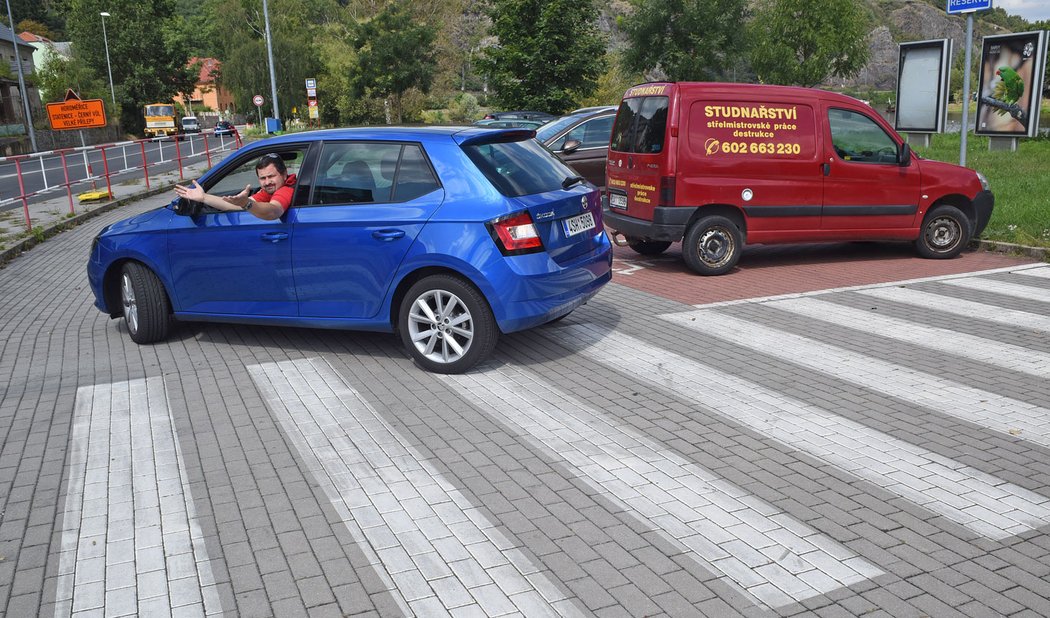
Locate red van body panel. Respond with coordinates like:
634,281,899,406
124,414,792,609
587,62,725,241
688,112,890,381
604,82,993,273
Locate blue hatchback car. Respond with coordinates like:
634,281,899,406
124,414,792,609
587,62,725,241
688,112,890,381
87,127,612,373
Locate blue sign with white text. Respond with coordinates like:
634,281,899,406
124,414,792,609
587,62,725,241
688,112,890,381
947,0,992,14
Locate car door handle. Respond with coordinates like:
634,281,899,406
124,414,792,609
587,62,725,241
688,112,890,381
822,162,831,176
261,231,289,243
372,229,405,241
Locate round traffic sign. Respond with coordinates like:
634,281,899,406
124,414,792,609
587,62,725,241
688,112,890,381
253,94,264,107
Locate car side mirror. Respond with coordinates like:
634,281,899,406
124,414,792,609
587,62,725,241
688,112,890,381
562,138,581,154
899,142,911,167
173,197,202,217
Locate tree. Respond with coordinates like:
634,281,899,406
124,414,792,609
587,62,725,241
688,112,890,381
348,0,438,123
481,0,606,114
621,0,749,82
36,50,107,104
67,0,196,132
748,0,870,87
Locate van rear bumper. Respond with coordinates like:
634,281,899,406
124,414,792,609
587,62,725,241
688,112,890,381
602,206,694,242
972,190,994,238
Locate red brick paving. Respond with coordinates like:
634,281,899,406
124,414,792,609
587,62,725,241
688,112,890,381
610,241,1040,306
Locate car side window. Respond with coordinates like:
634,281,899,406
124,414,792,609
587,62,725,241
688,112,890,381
203,150,305,206
828,108,899,164
552,115,614,151
392,145,440,202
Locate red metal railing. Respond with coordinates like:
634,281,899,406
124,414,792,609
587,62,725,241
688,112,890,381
0,129,243,231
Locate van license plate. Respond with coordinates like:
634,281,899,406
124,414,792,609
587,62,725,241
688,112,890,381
564,212,596,237
609,193,627,210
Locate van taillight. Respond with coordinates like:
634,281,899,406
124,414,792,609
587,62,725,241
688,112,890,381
489,211,543,255
659,176,675,207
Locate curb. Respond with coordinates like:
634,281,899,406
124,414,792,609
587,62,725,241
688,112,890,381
974,239,1050,262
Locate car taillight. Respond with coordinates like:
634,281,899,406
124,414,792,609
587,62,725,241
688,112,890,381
659,176,675,207
489,211,543,255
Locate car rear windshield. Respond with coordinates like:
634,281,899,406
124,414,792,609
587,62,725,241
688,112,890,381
610,96,669,154
462,137,578,197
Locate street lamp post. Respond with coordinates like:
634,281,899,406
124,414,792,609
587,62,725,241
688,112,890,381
100,12,117,112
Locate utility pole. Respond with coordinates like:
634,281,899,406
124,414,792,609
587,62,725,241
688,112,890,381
262,0,280,124
5,0,37,151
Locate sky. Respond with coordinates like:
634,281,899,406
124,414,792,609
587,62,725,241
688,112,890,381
994,0,1050,22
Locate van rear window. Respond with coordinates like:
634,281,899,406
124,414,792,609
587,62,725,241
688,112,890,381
610,97,668,154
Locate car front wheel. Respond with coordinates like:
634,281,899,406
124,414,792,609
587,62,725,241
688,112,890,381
916,205,971,259
120,262,171,344
398,275,498,374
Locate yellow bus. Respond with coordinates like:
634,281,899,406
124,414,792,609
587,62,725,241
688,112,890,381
143,103,178,138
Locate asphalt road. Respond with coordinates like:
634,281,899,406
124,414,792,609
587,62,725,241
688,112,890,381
1,198,1048,617
0,133,239,211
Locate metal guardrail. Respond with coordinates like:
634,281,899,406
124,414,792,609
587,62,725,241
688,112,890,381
0,130,243,230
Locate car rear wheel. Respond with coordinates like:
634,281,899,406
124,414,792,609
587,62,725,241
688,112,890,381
121,262,171,344
915,205,971,259
626,237,672,256
399,275,498,374
682,215,743,276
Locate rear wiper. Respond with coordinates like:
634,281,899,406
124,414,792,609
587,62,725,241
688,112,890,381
562,175,586,189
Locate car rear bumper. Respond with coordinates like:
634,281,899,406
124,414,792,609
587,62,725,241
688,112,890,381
492,232,613,333
602,206,693,242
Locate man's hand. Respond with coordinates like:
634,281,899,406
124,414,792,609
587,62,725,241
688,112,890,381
174,180,205,202
222,185,252,208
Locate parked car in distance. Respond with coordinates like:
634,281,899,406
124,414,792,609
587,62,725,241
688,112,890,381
473,119,547,129
603,82,994,275
86,127,612,373
535,106,617,189
483,110,555,122
213,120,236,137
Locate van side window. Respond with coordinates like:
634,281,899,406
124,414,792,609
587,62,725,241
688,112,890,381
828,108,899,164
610,96,669,154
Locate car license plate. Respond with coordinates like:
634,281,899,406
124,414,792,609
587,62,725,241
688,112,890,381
609,193,627,210
564,211,596,237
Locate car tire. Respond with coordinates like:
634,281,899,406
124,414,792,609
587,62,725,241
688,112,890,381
682,215,743,276
915,205,971,259
626,237,672,256
121,262,171,344
398,274,498,374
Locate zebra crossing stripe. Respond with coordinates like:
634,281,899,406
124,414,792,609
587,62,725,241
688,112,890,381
766,296,1049,378
1016,266,1050,280
554,323,1050,541
60,378,222,617
856,285,1050,333
441,365,883,610
250,358,579,617
663,309,1050,453
943,277,1050,303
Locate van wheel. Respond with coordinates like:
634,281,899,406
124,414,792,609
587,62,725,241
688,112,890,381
916,205,971,259
626,237,672,256
682,216,742,276
399,275,498,374
120,262,171,344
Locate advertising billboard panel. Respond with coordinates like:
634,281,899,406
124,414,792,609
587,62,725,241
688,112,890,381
895,39,953,134
975,31,1048,138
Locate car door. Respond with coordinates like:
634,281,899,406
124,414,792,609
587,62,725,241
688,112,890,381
546,112,615,188
290,141,444,319
821,106,921,231
166,148,306,316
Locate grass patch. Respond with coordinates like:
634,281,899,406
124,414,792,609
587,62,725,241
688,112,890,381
911,132,1050,248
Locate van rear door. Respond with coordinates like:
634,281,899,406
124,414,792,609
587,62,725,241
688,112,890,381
606,87,672,223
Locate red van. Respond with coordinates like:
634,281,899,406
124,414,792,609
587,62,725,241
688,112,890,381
603,82,994,275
